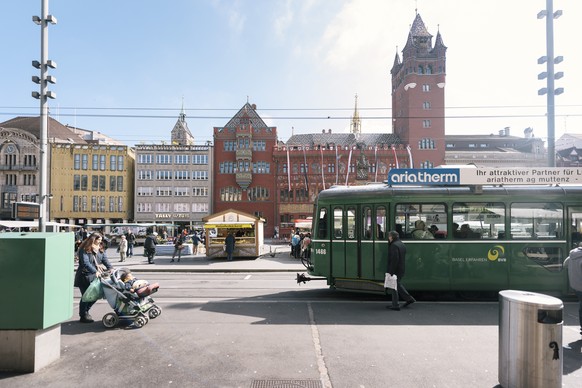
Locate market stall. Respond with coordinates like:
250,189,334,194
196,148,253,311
203,209,265,259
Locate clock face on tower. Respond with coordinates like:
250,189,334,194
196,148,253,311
5,144,15,154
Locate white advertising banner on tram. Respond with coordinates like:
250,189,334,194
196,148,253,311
387,167,582,186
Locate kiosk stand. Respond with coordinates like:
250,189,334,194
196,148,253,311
203,209,264,259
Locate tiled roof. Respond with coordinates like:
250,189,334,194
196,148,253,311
286,132,401,147
221,103,270,129
0,116,86,143
410,13,432,38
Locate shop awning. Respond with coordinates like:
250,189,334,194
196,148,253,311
204,222,253,229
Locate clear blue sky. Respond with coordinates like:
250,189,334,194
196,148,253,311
1,0,580,146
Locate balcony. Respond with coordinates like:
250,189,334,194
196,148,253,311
236,172,252,189
0,164,38,171
235,148,252,159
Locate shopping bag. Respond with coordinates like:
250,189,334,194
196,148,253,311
81,278,104,302
384,273,397,290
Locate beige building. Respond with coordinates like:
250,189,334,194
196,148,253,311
134,110,213,231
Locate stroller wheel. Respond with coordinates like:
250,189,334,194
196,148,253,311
134,315,148,328
102,313,119,328
148,306,162,319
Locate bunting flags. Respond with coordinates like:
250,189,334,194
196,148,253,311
320,147,326,189
406,145,413,168
286,147,291,192
374,145,378,182
335,146,339,185
392,145,399,168
302,146,309,192
345,147,353,186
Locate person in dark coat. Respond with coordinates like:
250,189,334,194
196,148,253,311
74,233,113,323
386,230,416,311
144,230,158,264
225,232,236,261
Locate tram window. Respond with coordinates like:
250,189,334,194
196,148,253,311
395,203,447,240
363,207,372,240
510,203,563,240
317,208,327,239
376,206,386,240
452,202,504,240
333,207,343,239
347,207,356,239
523,247,563,272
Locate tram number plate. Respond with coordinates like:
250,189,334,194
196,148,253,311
315,248,327,255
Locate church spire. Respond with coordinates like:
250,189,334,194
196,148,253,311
350,94,361,136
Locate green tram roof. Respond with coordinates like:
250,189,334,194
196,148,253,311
317,184,582,203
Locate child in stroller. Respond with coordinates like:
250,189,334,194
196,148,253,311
100,268,162,328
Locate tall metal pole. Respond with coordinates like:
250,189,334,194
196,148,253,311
545,0,556,167
38,0,49,232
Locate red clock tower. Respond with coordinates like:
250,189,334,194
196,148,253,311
391,12,447,168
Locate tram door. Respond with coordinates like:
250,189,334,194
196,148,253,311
330,206,358,278
359,205,388,280
569,207,582,249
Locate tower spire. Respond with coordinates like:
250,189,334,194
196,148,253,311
180,96,186,122
350,93,361,135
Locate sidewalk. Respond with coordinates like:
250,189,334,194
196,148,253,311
97,244,306,273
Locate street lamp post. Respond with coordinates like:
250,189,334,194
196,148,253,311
537,0,563,167
32,0,57,232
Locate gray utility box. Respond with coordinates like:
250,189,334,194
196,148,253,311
498,290,563,388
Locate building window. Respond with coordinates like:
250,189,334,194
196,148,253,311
175,171,190,180
117,176,123,192
192,155,208,164
156,170,172,180
79,175,87,191
92,155,99,170
422,84,430,92
82,154,89,170
220,186,242,202
137,202,152,213
138,170,153,180
99,175,106,191
422,101,431,110
109,176,116,191
137,187,153,196
175,155,190,164
422,120,431,128
193,187,208,197
110,155,117,171
174,187,189,196
156,154,172,164
138,154,153,164
252,140,266,151
193,171,208,180
156,187,172,196
192,202,209,213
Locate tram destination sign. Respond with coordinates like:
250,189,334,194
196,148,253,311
387,167,582,186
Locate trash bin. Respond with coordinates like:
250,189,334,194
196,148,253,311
498,290,563,388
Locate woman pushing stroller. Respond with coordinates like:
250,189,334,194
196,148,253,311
74,233,113,323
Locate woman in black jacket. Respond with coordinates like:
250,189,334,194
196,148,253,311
386,231,416,311
74,233,113,323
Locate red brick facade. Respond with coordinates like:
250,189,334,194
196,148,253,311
212,103,277,237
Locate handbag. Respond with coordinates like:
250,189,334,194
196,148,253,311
81,278,104,302
384,273,397,290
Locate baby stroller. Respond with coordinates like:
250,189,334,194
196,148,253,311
100,268,162,328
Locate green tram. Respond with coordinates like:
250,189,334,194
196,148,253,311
299,184,582,296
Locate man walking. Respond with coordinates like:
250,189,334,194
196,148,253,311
564,242,582,336
386,230,416,311
126,230,136,258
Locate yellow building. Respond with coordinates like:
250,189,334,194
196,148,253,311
50,142,135,225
